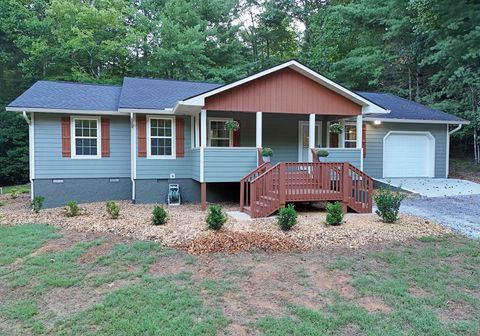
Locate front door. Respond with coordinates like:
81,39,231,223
299,122,322,162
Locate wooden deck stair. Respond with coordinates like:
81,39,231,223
240,162,373,218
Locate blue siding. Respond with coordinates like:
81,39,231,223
364,122,447,178
320,148,362,169
34,113,131,178
203,148,257,182
191,148,201,181
136,115,193,179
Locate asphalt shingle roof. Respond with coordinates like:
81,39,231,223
7,78,467,124
8,81,121,111
118,77,222,109
358,92,466,123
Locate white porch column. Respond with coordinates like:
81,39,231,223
256,112,262,148
194,112,200,147
308,113,316,162
200,109,207,148
356,115,363,149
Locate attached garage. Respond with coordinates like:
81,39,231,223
383,131,435,178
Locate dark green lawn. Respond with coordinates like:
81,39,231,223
0,224,479,335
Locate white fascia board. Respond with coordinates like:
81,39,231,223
6,106,121,115
118,108,174,114
363,117,470,125
180,60,389,114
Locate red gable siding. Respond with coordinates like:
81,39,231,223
205,68,362,116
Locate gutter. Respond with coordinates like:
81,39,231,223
449,124,463,135
22,111,35,200
446,123,463,178
130,112,136,202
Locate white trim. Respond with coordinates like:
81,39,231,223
382,131,435,178
446,124,463,177
130,112,136,201
195,112,200,148
208,117,233,147
180,60,388,114
298,120,322,162
308,114,316,162
363,117,470,125
190,115,195,149
7,107,120,115
200,147,205,182
70,116,102,159
118,108,174,114
200,109,207,148
146,115,176,159
24,112,35,200
256,112,262,148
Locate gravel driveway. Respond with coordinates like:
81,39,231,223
401,195,480,239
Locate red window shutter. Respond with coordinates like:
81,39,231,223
176,117,185,157
329,132,339,148
137,115,147,157
233,120,241,147
61,117,71,157
101,118,110,157
362,124,367,158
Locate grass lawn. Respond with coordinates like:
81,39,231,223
0,224,479,335
0,184,30,196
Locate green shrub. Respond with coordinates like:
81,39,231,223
261,147,273,157
65,200,79,217
152,205,167,225
106,201,120,219
19,187,30,194
205,204,227,230
316,149,329,157
9,188,18,199
277,204,298,231
325,201,343,225
0,200,4,207
30,196,45,214
374,187,406,223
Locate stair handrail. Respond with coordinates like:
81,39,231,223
345,162,374,212
240,162,271,211
240,162,271,183
250,162,281,184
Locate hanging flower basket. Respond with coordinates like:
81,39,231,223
224,120,240,132
329,123,343,134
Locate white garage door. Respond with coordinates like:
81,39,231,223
383,132,435,178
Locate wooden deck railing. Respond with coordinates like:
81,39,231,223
242,162,373,218
240,162,271,211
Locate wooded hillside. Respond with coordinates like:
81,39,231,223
1,0,479,185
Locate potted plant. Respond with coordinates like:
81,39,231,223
316,149,329,162
261,147,273,162
224,120,240,132
329,122,343,135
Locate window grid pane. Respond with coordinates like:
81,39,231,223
74,119,98,156
209,120,231,147
150,118,173,156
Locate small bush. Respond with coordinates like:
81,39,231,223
316,149,329,157
374,187,406,223
152,205,167,225
206,204,227,230
0,200,4,207
277,204,298,231
9,188,18,199
19,187,30,194
106,201,120,219
325,201,343,225
261,147,273,157
30,196,45,214
65,200,79,217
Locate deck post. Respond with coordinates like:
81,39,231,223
278,162,286,207
256,112,262,148
201,182,207,211
240,181,244,211
342,163,350,212
308,114,315,162
356,115,363,170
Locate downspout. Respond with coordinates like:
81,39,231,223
22,111,35,200
446,124,463,178
130,112,136,202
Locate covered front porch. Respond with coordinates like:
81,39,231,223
189,110,365,183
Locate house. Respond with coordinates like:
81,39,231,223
7,60,469,217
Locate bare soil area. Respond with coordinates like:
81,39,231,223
0,194,451,252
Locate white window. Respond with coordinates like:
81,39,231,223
71,116,101,159
208,118,232,147
147,116,175,159
344,123,357,148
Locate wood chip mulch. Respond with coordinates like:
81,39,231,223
174,230,303,254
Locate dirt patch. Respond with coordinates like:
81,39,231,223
438,301,474,322
308,266,355,299
78,237,123,264
409,286,428,297
174,230,302,254
357,296,391,312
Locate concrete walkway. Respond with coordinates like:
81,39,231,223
378,178,480,197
